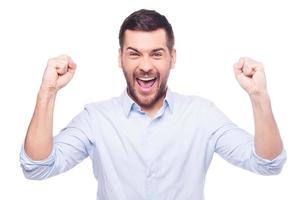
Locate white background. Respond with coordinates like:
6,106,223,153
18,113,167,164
0,0,299,199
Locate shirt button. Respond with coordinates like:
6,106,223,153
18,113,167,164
147,169,155,178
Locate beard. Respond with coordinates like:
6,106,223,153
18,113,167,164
122,66,169,109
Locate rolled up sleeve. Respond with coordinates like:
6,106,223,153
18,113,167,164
206,102,287,176
20,145,56,180
213,124,287,176
250,145,287,175
20,107,94,180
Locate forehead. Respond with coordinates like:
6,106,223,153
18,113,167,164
123,29,168,51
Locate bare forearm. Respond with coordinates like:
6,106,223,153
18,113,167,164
24,90,56,160
233,57,283,160
251,93,283,160
24,55,76,160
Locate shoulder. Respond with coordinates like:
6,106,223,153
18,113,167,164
83,96,121,115
171,91,229,121
171,91,232,130
171,91,215,110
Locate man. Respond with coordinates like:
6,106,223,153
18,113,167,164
20,9,286,200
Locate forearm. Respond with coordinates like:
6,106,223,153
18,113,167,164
24,89,57,160
23,55,76,161
251,93,283,160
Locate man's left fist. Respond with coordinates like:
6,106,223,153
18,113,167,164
233,57,267,96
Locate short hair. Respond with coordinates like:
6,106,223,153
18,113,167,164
119,9,175,51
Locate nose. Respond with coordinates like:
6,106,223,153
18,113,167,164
139,56,153,72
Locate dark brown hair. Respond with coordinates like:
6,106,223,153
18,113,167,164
119,9,175,51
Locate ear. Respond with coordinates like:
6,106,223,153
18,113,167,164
171,48,176,69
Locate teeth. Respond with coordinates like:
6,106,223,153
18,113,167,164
137,77,156,81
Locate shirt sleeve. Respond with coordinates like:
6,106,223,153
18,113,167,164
20,107,94,180
207,103,287,176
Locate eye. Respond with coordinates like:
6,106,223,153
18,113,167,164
152,52,163,59
129,52,140,57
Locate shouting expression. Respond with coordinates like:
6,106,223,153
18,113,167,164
119,29,176,111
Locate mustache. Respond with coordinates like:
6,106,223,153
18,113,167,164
134,71,159,79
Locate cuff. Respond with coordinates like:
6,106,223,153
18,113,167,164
19,144,56,169
251,144,287,175
252,145,287,164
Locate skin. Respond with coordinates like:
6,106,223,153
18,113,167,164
119,29,176,117
24,31,283,161
233,57,283,159
24,55,76,160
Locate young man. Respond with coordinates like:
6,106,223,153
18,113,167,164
20,9,286,200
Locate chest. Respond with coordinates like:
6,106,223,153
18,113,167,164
92,113,211,168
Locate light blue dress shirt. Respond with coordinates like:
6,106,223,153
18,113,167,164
20,89,287,200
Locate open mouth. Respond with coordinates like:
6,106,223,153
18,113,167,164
136,77,157,92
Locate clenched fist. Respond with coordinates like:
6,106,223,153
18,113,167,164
233,57,267,96
40,55,77,94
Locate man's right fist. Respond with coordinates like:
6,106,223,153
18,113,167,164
40,55,77,94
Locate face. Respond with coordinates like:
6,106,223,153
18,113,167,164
119,29,176,110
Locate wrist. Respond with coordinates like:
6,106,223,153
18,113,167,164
249,91,272,113
249,89,269,102
38,86,57,100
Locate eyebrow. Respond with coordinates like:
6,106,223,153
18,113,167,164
126,47,140,53
126,47,166,54
151,48,166,53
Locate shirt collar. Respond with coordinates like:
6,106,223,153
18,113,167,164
120,87,174,117
165,88,174,114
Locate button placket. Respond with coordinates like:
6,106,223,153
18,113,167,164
145,121,158,199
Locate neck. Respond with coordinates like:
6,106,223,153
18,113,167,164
127,87,168,118
141,95,165,118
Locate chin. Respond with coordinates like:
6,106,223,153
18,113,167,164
136,93,157,108
128,82,166,109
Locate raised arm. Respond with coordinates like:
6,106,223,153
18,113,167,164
24,55,77,160
233,57,283,160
